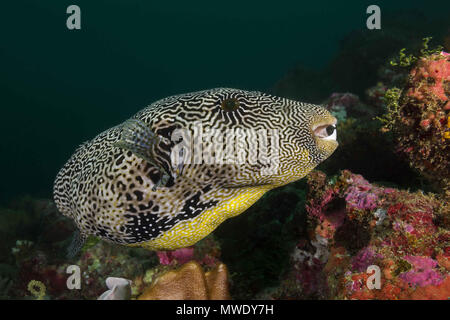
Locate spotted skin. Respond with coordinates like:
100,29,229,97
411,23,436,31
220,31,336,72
54,88,338,250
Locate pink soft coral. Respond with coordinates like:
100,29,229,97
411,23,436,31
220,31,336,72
157,247,194,265
351,247,383,272
344,173,393,211
398,256,444,288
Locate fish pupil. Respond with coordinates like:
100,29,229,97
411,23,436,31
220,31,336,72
326,125,335,136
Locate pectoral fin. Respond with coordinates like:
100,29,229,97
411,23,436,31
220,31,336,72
114,119,172,189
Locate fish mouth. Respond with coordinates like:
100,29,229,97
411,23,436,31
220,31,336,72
312,118,337,141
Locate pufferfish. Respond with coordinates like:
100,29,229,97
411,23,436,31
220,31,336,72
54,88,338,256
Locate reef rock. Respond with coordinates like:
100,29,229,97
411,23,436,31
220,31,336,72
138,261,230,300
267,170,449,300
379,51,450,198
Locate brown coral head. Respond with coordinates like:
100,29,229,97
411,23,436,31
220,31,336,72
138,261,230,300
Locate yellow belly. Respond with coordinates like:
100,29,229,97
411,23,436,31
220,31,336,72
128,185,271,251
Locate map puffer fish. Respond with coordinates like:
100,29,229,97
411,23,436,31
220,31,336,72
54,88,338,254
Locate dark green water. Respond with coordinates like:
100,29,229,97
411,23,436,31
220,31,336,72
0,1,449,203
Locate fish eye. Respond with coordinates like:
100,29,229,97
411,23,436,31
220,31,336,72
221,98,240,112
326,125,335,136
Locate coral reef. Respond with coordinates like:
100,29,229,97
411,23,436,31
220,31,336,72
157,248,195,266
315,108,424,191
130,235,224,299
379,50,450,197
316,71,428,191
0,193,224,300
214,181,308,299
366,82,389,109
324,92,375,121
7,235,226,300
7,239,157,300
138,261,230,300
1,28,448,302
156,236,221,268
263,170,449,300
0,197,75,299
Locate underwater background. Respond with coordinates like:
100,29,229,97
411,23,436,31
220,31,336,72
0,0,449,300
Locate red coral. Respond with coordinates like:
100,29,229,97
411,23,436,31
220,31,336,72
407,53,450,109
408,276,450,300
382,52,450,197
